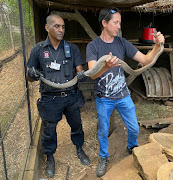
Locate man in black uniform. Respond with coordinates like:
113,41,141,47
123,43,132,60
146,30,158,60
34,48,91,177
27,13,90,178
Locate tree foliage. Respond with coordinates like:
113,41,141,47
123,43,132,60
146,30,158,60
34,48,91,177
0,0,34,51
2,0,34,34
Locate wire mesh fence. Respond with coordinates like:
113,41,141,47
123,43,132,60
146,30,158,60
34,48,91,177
0,0,39,179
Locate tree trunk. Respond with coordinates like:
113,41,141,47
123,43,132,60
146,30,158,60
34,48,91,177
6,14,15,51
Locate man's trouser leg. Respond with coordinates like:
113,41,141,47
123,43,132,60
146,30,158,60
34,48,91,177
64,93,90,166
64,91,84,146
37,96,63,155
115,95,139,149
96,97,114,158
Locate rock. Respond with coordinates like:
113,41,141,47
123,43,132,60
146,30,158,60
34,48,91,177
157,162,173,180
133,142,168,180
108,119,127,157
102,155,142,180
159,124,173,134
149,133,173,161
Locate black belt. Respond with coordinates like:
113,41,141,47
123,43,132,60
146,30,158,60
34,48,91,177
96,92,103,98
41,90,73,97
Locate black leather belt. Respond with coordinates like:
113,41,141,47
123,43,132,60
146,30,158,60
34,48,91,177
96,92,103,98
42,90,73,97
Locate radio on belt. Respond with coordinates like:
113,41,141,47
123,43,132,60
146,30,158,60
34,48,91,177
64,41,71,58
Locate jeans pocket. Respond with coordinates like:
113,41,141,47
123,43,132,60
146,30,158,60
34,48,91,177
41,95,55,103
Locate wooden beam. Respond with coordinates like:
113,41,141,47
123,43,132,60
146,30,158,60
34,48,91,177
51,10,97,40
135,46,173,53
68,40,92,44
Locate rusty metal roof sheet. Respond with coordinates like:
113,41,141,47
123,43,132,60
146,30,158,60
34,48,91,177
142,67,173,98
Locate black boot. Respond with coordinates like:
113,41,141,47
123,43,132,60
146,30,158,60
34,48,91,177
96,157,108,177
45,155,55,178
127,145,138,154
76,146,90,165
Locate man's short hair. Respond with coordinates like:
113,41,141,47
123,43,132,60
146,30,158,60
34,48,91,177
46,12,63,25
98,7,121,30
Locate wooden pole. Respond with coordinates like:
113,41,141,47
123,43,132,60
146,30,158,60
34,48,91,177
169,43,173,80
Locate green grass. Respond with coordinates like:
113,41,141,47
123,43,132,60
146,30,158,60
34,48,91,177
111,100,173,122
135,102,173,121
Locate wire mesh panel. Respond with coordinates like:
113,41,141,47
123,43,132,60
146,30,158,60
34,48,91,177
0,104,30,180
0,0,40,179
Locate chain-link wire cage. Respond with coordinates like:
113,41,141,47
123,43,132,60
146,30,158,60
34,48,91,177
0,0,40,179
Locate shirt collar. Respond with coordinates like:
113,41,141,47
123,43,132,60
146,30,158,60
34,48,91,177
42,37,64,49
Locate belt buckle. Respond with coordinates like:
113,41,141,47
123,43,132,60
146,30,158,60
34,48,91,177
61,92,67,97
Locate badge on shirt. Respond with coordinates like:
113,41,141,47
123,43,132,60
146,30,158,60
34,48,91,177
50,62,61,70
44,51,49,58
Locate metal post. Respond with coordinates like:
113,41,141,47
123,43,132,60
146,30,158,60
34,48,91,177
17,0,33,143
0,127,8,180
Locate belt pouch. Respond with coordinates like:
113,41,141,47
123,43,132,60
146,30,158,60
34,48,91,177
63,60,70,77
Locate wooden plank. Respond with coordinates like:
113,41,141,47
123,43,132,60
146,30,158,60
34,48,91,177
138,117,173,129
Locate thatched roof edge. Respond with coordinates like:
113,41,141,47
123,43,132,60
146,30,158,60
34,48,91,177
133,0,173,13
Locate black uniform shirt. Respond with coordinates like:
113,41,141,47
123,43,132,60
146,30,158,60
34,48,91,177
27,37,83,92
27,37,83,71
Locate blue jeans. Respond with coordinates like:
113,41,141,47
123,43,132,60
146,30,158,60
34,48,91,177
96,95,139,158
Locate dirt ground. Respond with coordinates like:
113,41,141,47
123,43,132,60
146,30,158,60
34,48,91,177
1,50,173,180
38,94,173,180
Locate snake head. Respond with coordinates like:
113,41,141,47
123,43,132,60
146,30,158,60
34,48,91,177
153,28,157,35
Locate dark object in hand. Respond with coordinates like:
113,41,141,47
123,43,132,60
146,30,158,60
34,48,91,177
77,70,86,82
28,67,41,81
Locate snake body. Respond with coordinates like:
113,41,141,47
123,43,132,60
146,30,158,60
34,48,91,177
40,43,164,89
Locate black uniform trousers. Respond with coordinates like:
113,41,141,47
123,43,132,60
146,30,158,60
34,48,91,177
37,90,84,155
